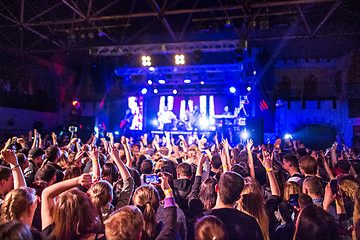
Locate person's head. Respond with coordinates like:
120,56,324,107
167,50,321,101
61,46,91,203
211,155,222,170
283,181,302,202
0,220,32,240
16,153,29,172
28,147,44,166
102,162,119,184
231,164,249,178
0,166,13,195
105,205,143,240
217,171,244,206
282,154,299,172
299,155,318,175
1,187,37,226
45,145,60,163
154,159,164,174
195,215,228,240
199,177,218,210
161,160,177,179
53,188,101,240
176,162,192,179
302,177,323,199
132,185,160,240
140,159,153,175
88,180,113,222
63,164,81,180
35,164,56,185
57,151,68,168
351,147,360,158
294,204,338,240
237,192,269,240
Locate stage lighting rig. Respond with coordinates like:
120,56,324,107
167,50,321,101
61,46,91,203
175,54,185,65
141,56,151,66
141,88,148,94
229,87,236,93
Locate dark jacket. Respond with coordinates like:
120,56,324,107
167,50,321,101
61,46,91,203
24,160,39,185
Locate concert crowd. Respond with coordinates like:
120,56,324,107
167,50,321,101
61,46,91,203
0,130,359,240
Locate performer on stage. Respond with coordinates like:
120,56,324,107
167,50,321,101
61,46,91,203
222,106,233,143
239,95,249,117
157,106,177,131
120,108,134,136
190,105,202,131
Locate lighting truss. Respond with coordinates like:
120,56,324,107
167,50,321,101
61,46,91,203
90,39,242,56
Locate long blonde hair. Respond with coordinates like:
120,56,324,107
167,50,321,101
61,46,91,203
237,182,270,240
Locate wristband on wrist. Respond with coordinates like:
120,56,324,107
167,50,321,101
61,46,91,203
93,159,98,162
222,165,228,169
266,168,273,172
11,164,20,170
164,188,172,195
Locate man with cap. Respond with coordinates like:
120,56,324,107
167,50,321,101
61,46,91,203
24,147,44,185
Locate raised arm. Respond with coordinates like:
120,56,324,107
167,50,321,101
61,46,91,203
156,172,177,240
1,149,26,189
178,135,188,152
109,142,131,181
246,139,256,179
122,137,133,168
51,132,57,146
330,142,338,167
260,151,281,196
220,148,228,173
31,130,38,149
88,146,101,182
41,174,92,230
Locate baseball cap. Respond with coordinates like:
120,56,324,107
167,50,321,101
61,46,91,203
28,147,44,159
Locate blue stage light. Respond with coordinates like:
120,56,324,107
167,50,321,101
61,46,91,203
141,88,148,94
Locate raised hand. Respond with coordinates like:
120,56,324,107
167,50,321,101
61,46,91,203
159,172,171,193
331,142,338,151
246,139,254,152
78,173,92,188
178,135,185,141
1,149,18,166
260,150,273,170
88,146,99,161
108,142,120,160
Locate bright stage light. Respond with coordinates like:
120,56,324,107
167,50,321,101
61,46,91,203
153,89,158,94
199,118,210,129
229,87,236,93
253,70,256,75
241,131,249,139
141,56,151,66
152,119,158,126
148,80,153,85
149,66,155,72
173,89,178,94
247,86,251,91
284,134,293,139
200,81,205,85
175,54,185,65
184,79,191,84
141,88,148,94
158,79,165,84
114,131,119,135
